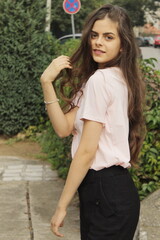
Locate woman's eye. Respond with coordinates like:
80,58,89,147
105,36,113,40
91,33,97,39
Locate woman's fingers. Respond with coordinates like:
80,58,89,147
50,209,66,237
60,221,64,227
53,55,72,71
40,55,72,83
51,219,64,237
51,223,64,237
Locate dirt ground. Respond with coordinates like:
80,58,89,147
0,135,46,160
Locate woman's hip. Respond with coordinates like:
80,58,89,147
78,165,140,239
78,165,140,215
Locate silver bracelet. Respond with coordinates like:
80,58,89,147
44,99,59,110
44,99,59,105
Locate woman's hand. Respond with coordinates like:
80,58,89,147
40,55,72,83
50,207,67,237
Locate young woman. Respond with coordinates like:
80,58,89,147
40,4,145,240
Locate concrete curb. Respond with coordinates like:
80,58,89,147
139,188,160,240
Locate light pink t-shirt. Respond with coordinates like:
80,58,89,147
71,67,131,170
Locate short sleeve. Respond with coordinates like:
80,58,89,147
80,70,112,124
71,89,83,107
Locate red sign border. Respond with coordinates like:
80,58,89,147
63,0,81,15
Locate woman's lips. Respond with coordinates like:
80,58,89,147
93,49,105,55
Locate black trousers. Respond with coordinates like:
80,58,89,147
78,166,140,240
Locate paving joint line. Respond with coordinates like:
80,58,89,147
26,181,34,240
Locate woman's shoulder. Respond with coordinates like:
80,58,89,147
98,67,126,86
88,67,118,82
98,67,123,78
86,67,126,90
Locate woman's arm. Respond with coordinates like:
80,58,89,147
41,81,78,137
51,120,103,237
40,56,77,137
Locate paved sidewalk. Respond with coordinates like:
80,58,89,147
0,155,160,240
0,156,80,240
139,188,160,240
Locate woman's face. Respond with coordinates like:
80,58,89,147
90,17,121,68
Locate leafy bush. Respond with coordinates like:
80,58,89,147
40,40,160,199
40,121,72,179
56,38,80,56
130,58,160,200
0,0,57,135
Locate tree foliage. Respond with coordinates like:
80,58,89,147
51,0,105,38
108,0,159,26
51,0,159,37
0,0,57,135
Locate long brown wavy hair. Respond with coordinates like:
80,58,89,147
54,4,145,165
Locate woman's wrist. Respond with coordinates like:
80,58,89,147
56,204,67,212
57,196,69,211
40,78,53,85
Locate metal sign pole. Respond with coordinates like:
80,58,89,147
63,0,81,38
45,0,52,32
71,14,75,39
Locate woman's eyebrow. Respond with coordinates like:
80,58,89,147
91,30,115,36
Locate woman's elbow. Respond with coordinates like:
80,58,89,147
51,124,72,138
56,130,71,138
80,147,97,162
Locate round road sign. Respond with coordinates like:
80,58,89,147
63,0,81,14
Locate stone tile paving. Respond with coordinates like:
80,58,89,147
0,181,31,240
0,156,159,240
0,156,80,240
0,156,58,181
139,188,160,240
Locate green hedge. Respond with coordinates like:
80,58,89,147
0,0,57,135
130,58,160,199
40,121,72,179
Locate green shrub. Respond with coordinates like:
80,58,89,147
58,38,80,55
0,0,57,136
130,58,160,200
39,121,72,179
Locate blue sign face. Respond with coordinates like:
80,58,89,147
63,0,81,14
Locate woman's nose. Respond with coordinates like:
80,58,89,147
95,36,103,46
